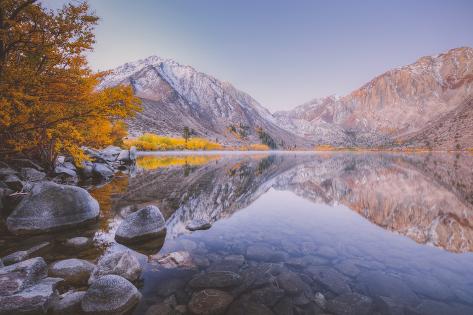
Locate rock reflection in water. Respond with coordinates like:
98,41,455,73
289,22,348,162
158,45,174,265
2,152,473,315
90,152,473,315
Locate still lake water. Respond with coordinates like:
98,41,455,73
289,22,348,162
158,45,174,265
1,152,473,315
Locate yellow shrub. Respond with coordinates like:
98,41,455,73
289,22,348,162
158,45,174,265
123,133,222,151
238,144,270,151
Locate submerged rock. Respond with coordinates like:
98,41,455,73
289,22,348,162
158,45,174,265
6,181,99,235
327,293,374,315
89,251,142,284
246,244,287,262
0,277,63,315
186,219,212,231
64,236,92,250
49,258,95,286
1,241,50,266
115,205,166,244
188,289,233,315
81,275,141,315
189,271,242,289
152,251,196,269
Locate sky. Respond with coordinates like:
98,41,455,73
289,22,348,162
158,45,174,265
43,0,473,112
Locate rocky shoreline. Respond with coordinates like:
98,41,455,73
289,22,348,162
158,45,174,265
0,146,149,314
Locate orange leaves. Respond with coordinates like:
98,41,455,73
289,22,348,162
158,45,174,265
0,1,141,168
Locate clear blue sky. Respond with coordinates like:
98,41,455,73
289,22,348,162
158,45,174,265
43,0,473,111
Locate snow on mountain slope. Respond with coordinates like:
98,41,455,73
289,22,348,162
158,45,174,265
99,56,302,147
275,47,473,147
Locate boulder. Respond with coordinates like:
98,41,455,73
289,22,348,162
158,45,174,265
117,150,132,163
3,174,24,191
188,289,233,315
54,165,77,178
49,259,95,286
100,146,122,162
2,242,50,266
19,168,46,182
89,251,142,284
115,205,166,244
92,163,114,179
0,257,48,296
186,219,212,231
0,277,63,315
51,291,85,315
6,181,99,235
64,236,92,249
79,161,94,179
152,251,196,269
81,275,141,315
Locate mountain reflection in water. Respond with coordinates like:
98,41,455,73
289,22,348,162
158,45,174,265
100,152,473,253
2,152,472,315
88,152,473,315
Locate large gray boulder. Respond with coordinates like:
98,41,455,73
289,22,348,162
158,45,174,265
0,277,63,315
0,257,48,297
6,181,99,235
88,251,142,284
81,275,141,315
115,205,166,244
49,259,95,286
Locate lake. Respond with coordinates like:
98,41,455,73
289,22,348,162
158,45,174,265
1,152,473,315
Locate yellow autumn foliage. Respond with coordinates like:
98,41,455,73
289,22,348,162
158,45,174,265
0,1,141,169
124,133,222,151
238,144,270,151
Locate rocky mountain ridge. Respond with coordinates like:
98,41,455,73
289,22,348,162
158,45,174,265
275,47,473,148
99,56,307,148
101,47,473,149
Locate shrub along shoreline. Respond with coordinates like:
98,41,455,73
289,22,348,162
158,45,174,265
123,133,271,151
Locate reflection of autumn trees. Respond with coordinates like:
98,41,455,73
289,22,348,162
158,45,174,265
137,155,222,170
90,176,129,232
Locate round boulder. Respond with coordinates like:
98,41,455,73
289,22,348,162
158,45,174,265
49,258,96,286
6,181,99,235
81,275,141,315
115,205,166,244
88,251,142,284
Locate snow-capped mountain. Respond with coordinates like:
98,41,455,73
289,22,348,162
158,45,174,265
275,47,473,148
99,56,306,148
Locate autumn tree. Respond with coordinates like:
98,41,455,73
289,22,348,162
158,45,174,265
0,0,141,170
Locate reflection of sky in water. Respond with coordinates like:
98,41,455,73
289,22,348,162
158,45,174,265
89,153,473,314
3,153,472,315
